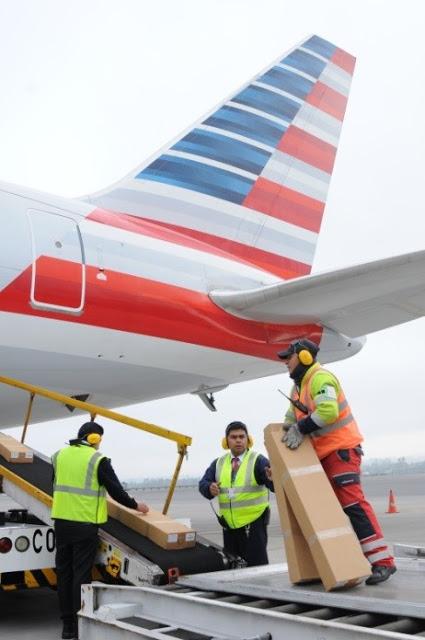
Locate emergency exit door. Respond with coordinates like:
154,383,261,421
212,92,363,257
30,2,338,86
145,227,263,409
27,209,86,313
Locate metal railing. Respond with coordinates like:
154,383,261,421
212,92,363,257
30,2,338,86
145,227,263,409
0,375,192,514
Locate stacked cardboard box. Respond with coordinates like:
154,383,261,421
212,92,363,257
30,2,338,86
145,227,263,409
264,423,371,591
0,432,34,463
268,441,320,584
107,499,196,550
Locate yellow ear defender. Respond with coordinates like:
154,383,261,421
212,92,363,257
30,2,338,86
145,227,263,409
221,435,254,449
298,349,313,366
87,433,102,445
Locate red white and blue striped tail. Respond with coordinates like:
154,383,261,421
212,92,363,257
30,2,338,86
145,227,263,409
87,35,355,281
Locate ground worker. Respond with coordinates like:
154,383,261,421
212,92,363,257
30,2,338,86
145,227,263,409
199,421,274,566
278,338,396,586
51,421,149,640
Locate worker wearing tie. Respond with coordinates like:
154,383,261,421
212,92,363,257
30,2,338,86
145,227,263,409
199,421,274,566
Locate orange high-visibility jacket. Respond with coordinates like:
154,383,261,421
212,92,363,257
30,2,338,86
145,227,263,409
288,362,363,460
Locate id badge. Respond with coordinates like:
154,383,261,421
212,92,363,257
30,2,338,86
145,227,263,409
227,488,236,499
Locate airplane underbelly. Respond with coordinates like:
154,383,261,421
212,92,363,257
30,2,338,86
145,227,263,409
0,311,285,428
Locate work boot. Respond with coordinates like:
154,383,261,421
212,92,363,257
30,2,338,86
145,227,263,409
61,616,78,639
365,565,397,586
61,620,75,639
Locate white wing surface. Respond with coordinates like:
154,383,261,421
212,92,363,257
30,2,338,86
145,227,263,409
210,250,425,337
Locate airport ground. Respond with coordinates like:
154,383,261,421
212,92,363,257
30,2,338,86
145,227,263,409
1,473,425,639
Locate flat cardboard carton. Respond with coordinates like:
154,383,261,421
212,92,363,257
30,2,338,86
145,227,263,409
265,423,371,591
267,437,319,583
0,433,34,463
145,518,196,550
107,500,196,550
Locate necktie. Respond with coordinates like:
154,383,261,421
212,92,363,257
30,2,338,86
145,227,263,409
231,457,240,479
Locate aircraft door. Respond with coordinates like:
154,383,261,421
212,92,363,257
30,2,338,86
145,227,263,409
27,209,86,313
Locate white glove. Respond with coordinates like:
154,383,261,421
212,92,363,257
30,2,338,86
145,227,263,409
282,424,304,449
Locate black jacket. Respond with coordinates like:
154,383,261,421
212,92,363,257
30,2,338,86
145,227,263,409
98,457,137,509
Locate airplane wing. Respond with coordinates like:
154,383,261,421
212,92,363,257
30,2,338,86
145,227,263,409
210,250,425,337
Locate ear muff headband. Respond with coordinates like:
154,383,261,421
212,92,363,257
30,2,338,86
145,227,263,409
221,435,254,449
298,349,313,366
87,433,102,445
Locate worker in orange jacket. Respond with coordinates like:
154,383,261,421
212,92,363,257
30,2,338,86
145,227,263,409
278,338,396,586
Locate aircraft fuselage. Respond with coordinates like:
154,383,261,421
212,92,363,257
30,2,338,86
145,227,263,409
0,182,360,426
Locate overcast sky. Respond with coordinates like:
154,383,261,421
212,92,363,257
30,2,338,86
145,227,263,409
1,0,425,484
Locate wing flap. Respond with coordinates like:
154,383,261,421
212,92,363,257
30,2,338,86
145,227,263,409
210,250,425,337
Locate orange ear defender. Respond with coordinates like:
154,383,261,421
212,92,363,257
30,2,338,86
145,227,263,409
87,433,102,445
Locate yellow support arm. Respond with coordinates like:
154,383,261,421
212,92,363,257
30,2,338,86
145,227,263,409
0,375,191,447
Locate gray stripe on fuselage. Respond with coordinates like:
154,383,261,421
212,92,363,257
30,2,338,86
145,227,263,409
82,224,272,292
95,187,317,265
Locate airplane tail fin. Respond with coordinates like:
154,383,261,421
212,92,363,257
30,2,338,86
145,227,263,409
86,35,355,280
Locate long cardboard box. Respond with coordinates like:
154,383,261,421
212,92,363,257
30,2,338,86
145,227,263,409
265,423,371,591
0,433,34,463
107,499,196,550
267,437,319,583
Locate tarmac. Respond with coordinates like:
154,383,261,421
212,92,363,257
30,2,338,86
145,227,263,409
1,472,424,639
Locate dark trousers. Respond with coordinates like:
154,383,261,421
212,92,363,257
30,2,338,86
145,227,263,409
54,519,99,621
223,508,269,567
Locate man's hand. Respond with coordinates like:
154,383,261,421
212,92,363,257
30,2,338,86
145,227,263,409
209,481,221,497
282,424,304,449
265,466,272,481
136,502,149,514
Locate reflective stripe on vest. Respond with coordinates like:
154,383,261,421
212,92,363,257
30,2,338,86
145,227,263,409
51,445,107,524
293,365,362,460
216,450,269,529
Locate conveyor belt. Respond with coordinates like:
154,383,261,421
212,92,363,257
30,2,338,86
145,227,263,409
0,453,226,576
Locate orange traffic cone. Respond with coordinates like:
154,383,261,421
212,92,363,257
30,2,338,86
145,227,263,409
386,489,399,514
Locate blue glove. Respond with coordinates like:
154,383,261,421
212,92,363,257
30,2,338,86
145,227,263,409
282,424,304,449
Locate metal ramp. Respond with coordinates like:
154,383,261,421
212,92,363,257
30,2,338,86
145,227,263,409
79,553,425,639
177,561,425,619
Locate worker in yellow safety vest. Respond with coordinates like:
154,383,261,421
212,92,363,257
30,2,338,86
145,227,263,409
51,421,149,640
199,421,274,566
277,338,396,586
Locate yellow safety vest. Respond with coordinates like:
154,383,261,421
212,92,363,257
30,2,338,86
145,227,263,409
51,444,107,524
216,450,269,529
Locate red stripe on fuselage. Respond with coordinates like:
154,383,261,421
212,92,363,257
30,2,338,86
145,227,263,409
306,81,348,122
0,257,322,360
32,257,83,308
88,208,310,280
278,126,337,174
242,177,324,234
331,49,356,75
